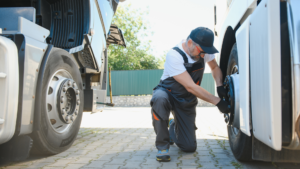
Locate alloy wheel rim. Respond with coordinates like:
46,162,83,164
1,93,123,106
46,69,80,133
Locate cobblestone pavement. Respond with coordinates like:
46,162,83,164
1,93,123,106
2,107,300,169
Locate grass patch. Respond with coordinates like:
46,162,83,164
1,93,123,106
231,161,243,169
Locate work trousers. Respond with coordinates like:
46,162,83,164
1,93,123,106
150,89,197,152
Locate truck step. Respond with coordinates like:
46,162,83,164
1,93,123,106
0,72,6,78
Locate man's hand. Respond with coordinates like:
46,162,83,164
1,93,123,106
216,100,230,114
217,85,228,99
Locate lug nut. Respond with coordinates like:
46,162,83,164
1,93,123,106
75,109,78,115
65,115,69,122
63,87,67,92
77,100,80,105
68,81,72,86
76,90,80,95
73,82,76,88
61,96,64,103
62,108,66,115
71,116,74,121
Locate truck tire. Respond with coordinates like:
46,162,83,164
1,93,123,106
226,43,252,161
30,48,84,155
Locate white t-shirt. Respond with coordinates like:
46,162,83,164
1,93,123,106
161,40,215,81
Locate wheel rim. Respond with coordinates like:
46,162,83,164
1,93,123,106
46,69,80,133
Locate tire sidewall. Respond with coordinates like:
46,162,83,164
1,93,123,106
38,49,84,153
226,43,252,161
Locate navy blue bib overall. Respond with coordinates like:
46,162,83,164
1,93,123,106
151,47,205,152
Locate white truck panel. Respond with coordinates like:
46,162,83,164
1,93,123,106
250,0,282,150
20,36,48,135
235,15,251,137
0,36,19,144
217,0,256,56
18,17,49,43
17,17,49,135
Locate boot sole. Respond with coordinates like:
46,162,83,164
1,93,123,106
156,156,171,162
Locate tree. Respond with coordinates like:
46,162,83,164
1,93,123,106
108,4,161,70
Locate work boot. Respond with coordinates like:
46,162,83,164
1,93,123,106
169,118,174,145
156,149,171,162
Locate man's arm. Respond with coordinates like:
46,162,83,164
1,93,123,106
173,71,221,105
207,59,223,87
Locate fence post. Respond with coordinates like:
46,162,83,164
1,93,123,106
109,67,113,104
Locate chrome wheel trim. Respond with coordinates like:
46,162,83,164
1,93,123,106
46,69,80,133
229,64,240,136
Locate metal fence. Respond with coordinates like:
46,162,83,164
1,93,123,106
107,69,215,96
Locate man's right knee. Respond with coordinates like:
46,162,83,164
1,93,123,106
181,144,197,152
151,91,171,120
151,90,171,108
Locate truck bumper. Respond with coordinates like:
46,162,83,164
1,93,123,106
0,36,19,144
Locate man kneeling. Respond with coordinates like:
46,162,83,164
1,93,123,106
150,27,230,162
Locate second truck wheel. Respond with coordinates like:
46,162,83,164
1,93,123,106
30,48,84,155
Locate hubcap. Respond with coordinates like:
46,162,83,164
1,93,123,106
225,65,240,136
46,69,80,133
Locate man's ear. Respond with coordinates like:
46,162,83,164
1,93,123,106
187,39,192,47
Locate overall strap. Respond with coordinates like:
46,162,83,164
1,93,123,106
173,47,188,63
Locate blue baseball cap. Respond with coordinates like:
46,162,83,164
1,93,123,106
189,27,219,54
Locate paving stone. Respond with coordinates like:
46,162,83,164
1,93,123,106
132,151,149,156
106,158,126,165
197,146,210,151
73,150,90,156
211,149,227,153
178,166,198,169
198,162,217,169
47,159,73,166
196,150,210,156
84,160,110,168
52,151,72,157
220,167,237,169
126,156,146,162
198,156,214,162
21,162,53,169
64,153,84,159
161,162,179,168
73,157,95,164
33,157,59,163
83,145,99,150
180,159,199,166
179,154,197,160
141,159,162,167
115,152,133,158
121,162,141,168
96,154,117,161
65,163,87,169
102,165,121,169
214,154,229,159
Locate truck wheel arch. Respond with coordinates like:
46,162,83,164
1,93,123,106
219,25,239,81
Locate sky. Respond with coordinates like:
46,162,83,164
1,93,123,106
118,0,217,58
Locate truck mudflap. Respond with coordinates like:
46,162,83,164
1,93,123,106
0,35,19,144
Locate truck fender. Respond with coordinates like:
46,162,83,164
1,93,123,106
235,15,252,137
33,45,53,131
